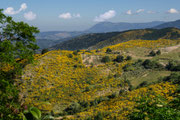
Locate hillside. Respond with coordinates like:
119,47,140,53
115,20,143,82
51,27,180,50
36,31,84,49
86,21,164,33
16,39,180,119
154,19,180,29
35,21,166,49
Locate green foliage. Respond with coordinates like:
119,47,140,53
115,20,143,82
156,50,161,55
94,112,104,120
136,81,148,88
0,11,39,65
108,92,118,99
0,9,39,119
114,55,124,63
129,94,180,120
166,61,180,71
41,48,49,54
106,48,112,53
149,50,156,56
124,79,133,91
73,50,78,55
123,64,135,71
23,107,41,120
142,59,164,69
65,102,82,115
68,54,73,58
163,72,180,84
101,56,110,63
126,56,132,60
149,50,161,56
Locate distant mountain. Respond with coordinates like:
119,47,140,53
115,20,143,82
86,21,165,33
36,31,83,40
51,28,180,50
154,19,180,29
37,19,180,49
36,31,84,49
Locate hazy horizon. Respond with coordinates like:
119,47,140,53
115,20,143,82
1,0,180,31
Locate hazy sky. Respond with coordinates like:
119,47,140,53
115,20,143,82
1,0,180,31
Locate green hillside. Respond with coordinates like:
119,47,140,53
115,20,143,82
51,27,180,50
16,39,180,119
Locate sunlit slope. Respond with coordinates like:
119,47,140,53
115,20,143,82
18,39,180,116
70,82,177,120
19,50,129,113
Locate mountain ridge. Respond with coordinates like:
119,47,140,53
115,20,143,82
50,27,180,51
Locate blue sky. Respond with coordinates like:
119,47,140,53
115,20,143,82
1,0,180,31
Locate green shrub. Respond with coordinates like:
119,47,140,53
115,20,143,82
115,55,124,63
124,79,133,91
108,93,118,99
74,57,78,61
126,56,132,61
68,54,73,58
101,56,110,63
156,50,161,55
96,49,100,52
166,61,180,71
73,51,78,55
106,48,112,53
163,73,180,85
137,81,148,88
142,59,164,69
149,50,156,56
123,64,134,71
41,48,49,54
94,112,104,120
129,94,180,120
79,101,89,108
119,89,126,95
65,102,82,115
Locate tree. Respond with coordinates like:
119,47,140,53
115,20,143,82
0,9,39,119
0,9,39,67
101,56,110,63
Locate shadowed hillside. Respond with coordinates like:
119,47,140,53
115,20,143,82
51,27,180,50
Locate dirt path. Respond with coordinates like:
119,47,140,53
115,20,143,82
161,44,180,53
128,44,180,60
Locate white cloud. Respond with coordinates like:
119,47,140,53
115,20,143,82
24,11,36,20
126,9,144,15
136,9,144,13
19,3,27,11
167,8,179,14
73,13,81,18
126,10,132,15
147,11,156,14
58,13,81,19
59,13,72,19
94,10,116,22
4,3,27,15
